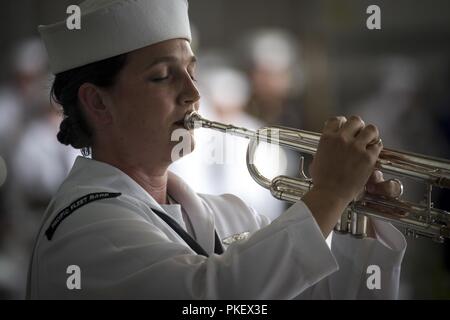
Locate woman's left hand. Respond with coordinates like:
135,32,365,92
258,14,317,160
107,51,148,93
363,170,403,238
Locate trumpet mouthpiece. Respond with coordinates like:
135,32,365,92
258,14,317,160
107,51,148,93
183,111,202,130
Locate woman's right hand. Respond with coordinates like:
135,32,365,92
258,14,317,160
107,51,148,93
310,115,382,204
302,115,383,236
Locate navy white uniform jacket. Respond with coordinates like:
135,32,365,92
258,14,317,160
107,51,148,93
27,156,406,299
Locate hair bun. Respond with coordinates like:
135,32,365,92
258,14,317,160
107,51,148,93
57,117,90,149
57,117,72,146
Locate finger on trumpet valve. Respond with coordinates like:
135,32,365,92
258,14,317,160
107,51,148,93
389,178,404,199
368,137,383,146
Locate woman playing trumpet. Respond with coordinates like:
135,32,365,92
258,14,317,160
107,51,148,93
28,0,406,299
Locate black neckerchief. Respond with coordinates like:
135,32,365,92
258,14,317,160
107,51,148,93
152,209,224,257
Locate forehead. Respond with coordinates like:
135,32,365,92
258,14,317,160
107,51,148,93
126,39,194,68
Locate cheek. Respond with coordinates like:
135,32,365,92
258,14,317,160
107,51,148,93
119,99,176,146
109,76,179,148
144,90,174,116
114,84,173,125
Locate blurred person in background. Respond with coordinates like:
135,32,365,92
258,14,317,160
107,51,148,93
239,29,305,129
0,37,77,298
170,62,286,220
0,37,50,299
0,38,49,155
237,29,308,184
10,89,78,247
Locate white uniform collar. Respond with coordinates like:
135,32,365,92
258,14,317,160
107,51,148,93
61,156,216,254
167,171,215,253
62,156,166,212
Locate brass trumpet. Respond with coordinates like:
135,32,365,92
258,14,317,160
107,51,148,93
184,111,450,242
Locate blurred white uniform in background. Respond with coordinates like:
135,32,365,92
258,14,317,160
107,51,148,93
0,38,77,299
170,65,287,220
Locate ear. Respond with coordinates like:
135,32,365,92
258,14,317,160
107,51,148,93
78,83,113,126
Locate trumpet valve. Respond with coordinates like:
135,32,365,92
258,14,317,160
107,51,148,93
350,211,368,238
334,209,351,234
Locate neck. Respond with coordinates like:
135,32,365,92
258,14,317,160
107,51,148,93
92,147,170,205
123,165,169,204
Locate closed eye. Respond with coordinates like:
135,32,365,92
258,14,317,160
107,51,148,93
151,75,169,82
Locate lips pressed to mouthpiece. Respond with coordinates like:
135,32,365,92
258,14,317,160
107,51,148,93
174,119,185,126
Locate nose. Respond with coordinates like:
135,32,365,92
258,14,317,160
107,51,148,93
179,73,201,107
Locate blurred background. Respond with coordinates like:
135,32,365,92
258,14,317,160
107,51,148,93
0,0,449,299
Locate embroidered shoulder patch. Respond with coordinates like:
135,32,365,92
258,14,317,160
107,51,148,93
45,192,121,240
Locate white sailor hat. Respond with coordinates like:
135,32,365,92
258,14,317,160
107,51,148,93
39,0,191,74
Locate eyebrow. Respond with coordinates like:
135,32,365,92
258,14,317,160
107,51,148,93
145,55,197,70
